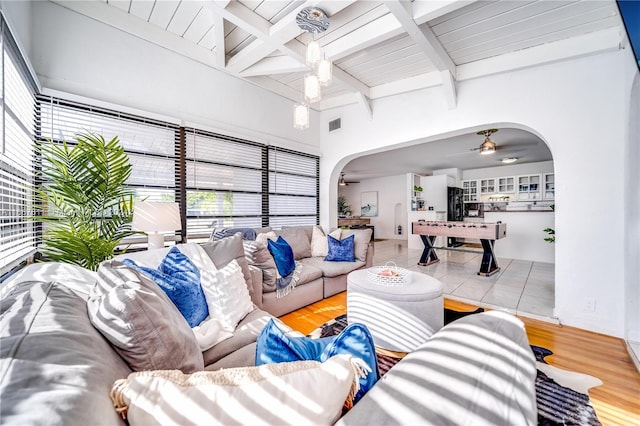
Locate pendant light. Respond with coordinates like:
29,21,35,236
304,74,321,103
317,59,333,86
293,104,309,129
293,7,330,129
306,40,321,67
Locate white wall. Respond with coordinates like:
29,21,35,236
625,71,640,347
338,174,406,240
28,1,319,152
321,50,634,338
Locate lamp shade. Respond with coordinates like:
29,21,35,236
132,201,181,232
293,104,310,129
317,59,332,86
306,40,321,67
304,74,321,103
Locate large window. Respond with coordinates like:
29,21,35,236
32,98,319,245
0,16,38,277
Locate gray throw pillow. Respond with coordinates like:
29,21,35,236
87,260,204,373
200,233,254,297
276,227,312,260
339,228,372,262
243,240,277,292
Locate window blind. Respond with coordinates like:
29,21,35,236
0,15,38,277
268,146,319,228
36,97,180,204
184,129,264,238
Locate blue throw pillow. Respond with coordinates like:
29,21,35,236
123,247,208,327
325,234,355,262
267,236,295,277
256,318,378,403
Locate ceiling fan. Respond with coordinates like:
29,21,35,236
467,128,539,156
339,172,360,186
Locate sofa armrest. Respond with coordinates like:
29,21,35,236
248,265,264,308
335,311,537,425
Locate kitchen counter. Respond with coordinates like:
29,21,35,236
484,211,554,263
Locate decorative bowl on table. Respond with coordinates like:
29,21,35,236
367,262,411,286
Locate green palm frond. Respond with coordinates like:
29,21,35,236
33,132,136,271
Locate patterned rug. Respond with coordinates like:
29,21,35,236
310,309,602,426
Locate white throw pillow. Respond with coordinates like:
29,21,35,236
111,355,357,426
200,259,254,332
310,226,341,257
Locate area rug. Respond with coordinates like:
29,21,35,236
310,309,602,426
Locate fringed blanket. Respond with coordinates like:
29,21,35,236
276,262,302,298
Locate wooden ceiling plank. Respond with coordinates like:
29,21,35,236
449,6,619,63
442,1,609,53
108,0,131,13
129,0,154,21
183,7,215,43
384,0,456,76
369,71,442,99
456,26,621,80
198,25,217,50
167,2,203,36
52,1,219,66
148,0,180,29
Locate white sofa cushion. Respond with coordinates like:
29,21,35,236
111,355,358,426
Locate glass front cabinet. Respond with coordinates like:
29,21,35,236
479,178,495,194
517,174,541,200
462,180,478,202
497,176,515,193
543,173,555,200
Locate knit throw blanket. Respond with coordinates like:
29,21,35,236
275,262,302,299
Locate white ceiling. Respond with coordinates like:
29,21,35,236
53,0,623,180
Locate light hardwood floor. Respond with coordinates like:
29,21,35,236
280,293,640,425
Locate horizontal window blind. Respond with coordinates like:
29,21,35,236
185,129,264,237
268,146,318,228
36,97,180,203
0,16,38,277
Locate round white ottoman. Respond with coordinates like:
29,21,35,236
347,269,444,353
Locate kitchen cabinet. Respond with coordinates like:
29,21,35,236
480,178,495,194
497,176,515,193
462,180,478,202
517,174,541,200
543,173,555,200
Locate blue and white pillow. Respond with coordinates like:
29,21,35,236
124,246,208,327
325,234,355,262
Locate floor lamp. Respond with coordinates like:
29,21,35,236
132,201,181,250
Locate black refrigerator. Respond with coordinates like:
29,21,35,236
447,187,464,247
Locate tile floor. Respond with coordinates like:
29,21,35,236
371,239,557,322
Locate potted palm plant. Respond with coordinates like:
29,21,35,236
34,133,136,271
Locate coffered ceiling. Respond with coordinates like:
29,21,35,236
54,0,623,112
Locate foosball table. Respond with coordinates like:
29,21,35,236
412,220,507,276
